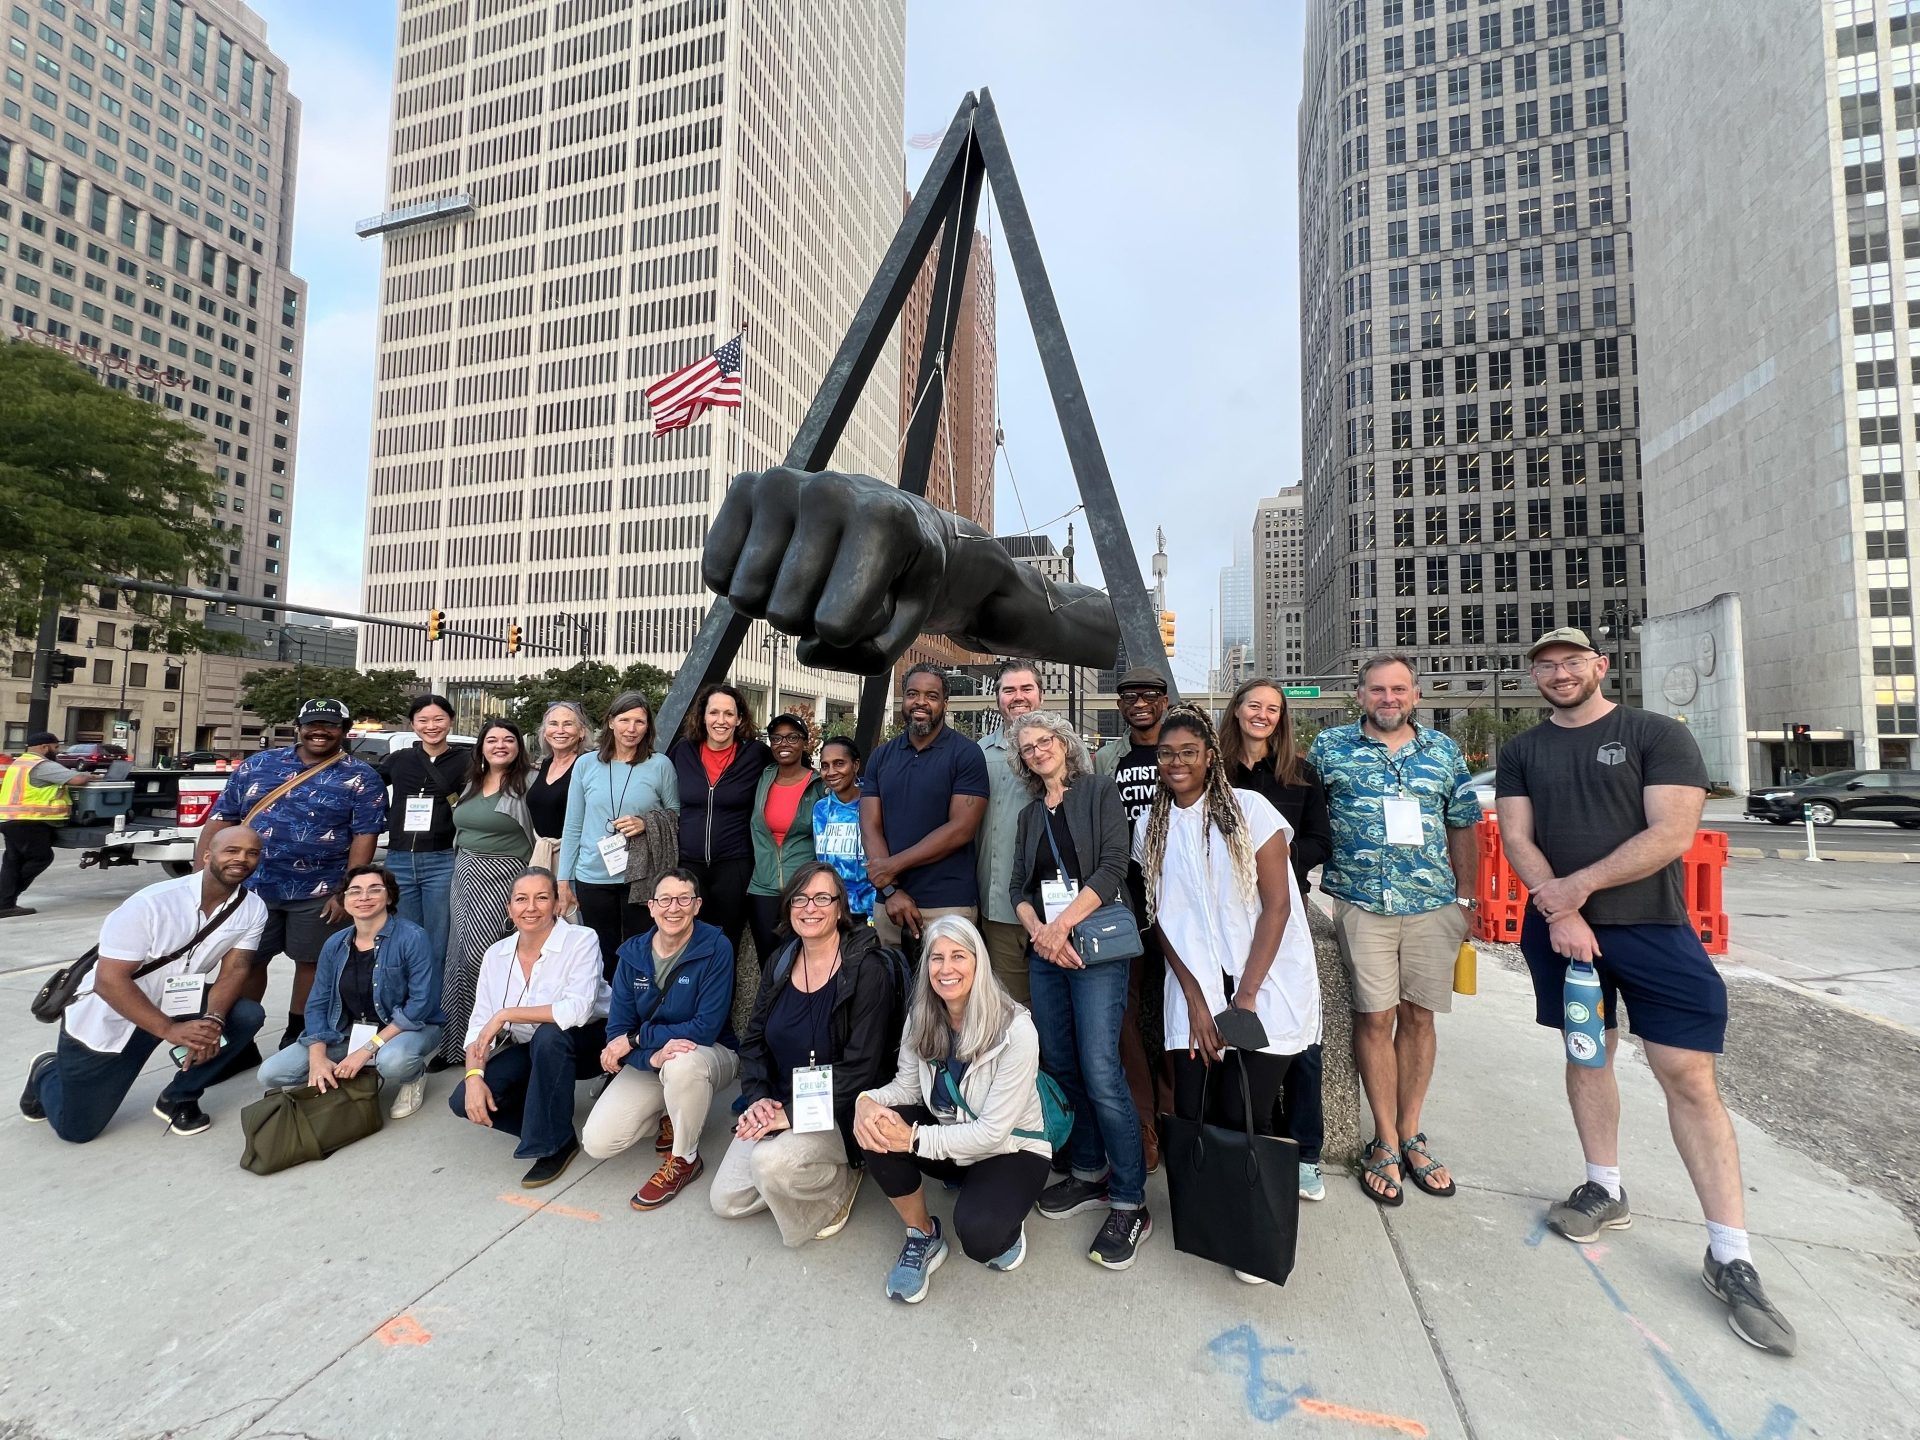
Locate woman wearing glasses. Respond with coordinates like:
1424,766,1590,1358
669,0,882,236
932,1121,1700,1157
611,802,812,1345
582,868,739,1211
710,862,897,1247
746,714,827,969
1004,710,1149,1271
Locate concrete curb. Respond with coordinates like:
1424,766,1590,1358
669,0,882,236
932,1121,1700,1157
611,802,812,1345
1727,845,1920,863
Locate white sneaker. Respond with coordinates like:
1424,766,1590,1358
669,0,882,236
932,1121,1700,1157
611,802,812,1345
390,1077,426,1120
1234,1269,1269,1285
1298,1162,1326,1202
815,1175,860,1240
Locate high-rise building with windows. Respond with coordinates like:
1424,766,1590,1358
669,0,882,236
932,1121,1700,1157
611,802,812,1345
0,0,307,757
1625,0,1916,772
1299,0,1644,705
1217,529,1253,671
1254,489,1307,678
358,0,906,725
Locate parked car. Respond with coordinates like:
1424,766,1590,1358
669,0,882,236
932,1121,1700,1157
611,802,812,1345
1745,770,1920,828
54,742,132,772
347,729,478,765
1466,767,1497,809
163,749,239,770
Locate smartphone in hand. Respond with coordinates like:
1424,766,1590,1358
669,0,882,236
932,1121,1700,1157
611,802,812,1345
169,1034,228,1068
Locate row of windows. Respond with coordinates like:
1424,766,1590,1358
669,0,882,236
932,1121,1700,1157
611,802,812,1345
1345,441,1633,499
1344,291,1622,362
1344,596,1633,657
1344,190,1618,268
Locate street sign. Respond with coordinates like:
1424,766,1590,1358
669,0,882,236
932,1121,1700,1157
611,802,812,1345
1282,685,1321,699
112,722,130,739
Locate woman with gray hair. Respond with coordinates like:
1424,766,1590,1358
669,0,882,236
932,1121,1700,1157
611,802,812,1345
527,700,593,876
853,914,1052,1303
1004,710,1150,1271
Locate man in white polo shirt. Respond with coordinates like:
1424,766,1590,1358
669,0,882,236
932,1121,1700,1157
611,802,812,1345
21,827,270,1141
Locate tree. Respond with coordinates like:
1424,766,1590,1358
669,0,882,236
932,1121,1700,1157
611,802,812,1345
0,342,227,637
240,666,425,727
1444,706,1541,769
496,660,677,737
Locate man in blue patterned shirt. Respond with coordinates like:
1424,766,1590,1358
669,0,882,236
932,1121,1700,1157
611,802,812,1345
1308,655,1479,1208
196,698,388,1058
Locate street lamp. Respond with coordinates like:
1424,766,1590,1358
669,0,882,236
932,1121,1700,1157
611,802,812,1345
1596,602,1640,702
763,631,789,717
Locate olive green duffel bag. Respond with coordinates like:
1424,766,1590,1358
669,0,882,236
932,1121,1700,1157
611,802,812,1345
239,1072,384,1176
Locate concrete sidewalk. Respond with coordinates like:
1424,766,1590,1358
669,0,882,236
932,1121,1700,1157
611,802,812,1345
1,872,1914,1438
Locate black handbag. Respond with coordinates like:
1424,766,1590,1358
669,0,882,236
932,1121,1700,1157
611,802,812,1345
1039,811,1142,964
1161,1050,1302,1285
30,890,248,1024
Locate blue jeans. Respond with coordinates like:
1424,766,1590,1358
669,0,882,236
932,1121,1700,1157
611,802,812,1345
1028,955,1145,1208
387,848,454,969
259,1025,443,1089
446,1023,599,1160
33,1000,267,1144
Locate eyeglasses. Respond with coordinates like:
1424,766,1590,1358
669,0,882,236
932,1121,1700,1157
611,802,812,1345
649,894,697,909
1017,735,1060,758
1155,746,1207,765
790,892,840,910
1530,656,1596,677
1118,689,1165,703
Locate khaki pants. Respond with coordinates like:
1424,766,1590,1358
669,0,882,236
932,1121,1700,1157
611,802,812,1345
981,918,1032,1004
872,903,976,952
709,1125,855,1248
581,1045,739,1162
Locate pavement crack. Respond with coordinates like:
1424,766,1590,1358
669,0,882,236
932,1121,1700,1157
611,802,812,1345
1378,1206,1481,1440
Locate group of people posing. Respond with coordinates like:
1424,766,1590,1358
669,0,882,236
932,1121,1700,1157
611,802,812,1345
18,631,1794,1352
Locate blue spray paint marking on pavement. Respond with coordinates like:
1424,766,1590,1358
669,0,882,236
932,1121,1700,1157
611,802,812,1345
1523,1215,1551,1248
1209,1324,1307,1422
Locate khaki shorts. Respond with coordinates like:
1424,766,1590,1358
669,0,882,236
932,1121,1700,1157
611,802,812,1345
872,903,976,951
1331,899,1469,1015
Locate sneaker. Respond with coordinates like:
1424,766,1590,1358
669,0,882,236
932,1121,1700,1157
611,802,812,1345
389,1077,426,1120
152,1099,211,1136
1702,1250,1797,1357
631,1153,703,1210
655,1114,675,1154
1234,1269,1269,1285
0,906,38,919
885,1219,949,1303
520,1138,579,1188
1547,1182,1632,1243
20,1051,55,1122
815,1174,860,1240
1038,1174,1111,1220
1089,1207,1152,1269
986,1224,1027,1273
1298,1162,1326,1202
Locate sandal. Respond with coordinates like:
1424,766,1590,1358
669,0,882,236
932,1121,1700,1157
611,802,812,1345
1359,1137,1404,1207
1401,1133,1457,1198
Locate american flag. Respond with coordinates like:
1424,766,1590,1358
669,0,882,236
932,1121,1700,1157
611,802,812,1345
644,333,744,433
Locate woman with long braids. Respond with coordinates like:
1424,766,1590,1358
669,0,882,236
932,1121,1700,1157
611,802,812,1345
1134,706,1321,1284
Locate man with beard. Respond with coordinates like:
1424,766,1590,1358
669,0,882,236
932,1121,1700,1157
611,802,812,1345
1308,655,1479,1207
1496,629,1795,1356
859,664,989,951
977,661,1045,1002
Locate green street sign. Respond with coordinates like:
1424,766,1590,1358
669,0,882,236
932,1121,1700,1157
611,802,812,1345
1282,685,1321,699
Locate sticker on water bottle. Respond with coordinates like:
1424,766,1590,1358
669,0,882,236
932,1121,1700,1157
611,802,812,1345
1566,1032,1599,1061
1564,1001,1590,1024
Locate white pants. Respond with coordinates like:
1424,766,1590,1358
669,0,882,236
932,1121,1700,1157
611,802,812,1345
581,1045,738,1162
709,1125,854,1248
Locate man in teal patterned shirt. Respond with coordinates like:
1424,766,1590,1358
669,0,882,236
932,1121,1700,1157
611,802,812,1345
1308,654,1480,1208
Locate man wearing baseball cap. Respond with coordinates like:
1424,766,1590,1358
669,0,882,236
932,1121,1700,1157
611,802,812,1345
1,731,97,918
194,698,388,1061
1497,627,1795,1356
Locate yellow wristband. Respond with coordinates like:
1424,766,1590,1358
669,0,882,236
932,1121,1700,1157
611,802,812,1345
464,1067,485,1080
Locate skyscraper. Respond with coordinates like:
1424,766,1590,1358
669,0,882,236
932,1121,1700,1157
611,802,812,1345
1218,529,1253,666
358,0,907,724
1299,0,1644,706
0,0,307,757
1622,0,1915,774
1254,489,1306,679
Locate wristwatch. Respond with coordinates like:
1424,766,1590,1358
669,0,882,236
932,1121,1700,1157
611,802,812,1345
879,884,900,900
627,1031,644,1051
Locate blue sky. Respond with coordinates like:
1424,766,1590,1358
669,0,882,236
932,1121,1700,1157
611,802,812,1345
260,1,1305,690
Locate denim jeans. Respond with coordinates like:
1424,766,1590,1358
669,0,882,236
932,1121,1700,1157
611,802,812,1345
258,1025,444,1089
1028,954,1146,1208
446,1023,599,1160
34,1000,267,1143
387,848,455,969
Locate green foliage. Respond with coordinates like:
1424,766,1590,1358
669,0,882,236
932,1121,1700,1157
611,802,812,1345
0,343,225,634
239,666,424,727
495,660,677,738
1444,706,1541,767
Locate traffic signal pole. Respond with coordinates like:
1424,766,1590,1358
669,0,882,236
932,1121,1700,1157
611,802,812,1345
24,589,59,736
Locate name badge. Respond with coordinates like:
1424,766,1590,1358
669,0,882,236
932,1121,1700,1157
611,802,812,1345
160,974,208,1018
403,796,435,833
596,832,629,875
1383,796,1424,847
791,1064,834,1133
1041,877,1080,924
349,1022,379,1052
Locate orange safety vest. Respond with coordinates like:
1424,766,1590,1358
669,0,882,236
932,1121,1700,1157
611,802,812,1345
0,753,71,822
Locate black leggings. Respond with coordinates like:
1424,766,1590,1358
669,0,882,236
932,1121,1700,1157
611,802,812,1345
861,1104,1054,1263
573,881,650,981
1171,1049,1294,1138
682,856,752,961
746,892,785,979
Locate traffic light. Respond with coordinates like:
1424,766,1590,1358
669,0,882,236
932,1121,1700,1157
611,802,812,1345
1791,723,1811,741
47,652,82,685
507,621,522,657
1158,610,1176,657
426,608,445,642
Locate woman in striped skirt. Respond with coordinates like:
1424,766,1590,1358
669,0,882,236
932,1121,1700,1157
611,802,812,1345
441,718,538,1064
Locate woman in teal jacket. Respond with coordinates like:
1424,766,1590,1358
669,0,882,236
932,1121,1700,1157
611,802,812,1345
746,714,826,974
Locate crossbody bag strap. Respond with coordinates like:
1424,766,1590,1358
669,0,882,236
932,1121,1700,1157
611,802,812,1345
242,751,345,828
130,887,250,980
941,1059,1049,1143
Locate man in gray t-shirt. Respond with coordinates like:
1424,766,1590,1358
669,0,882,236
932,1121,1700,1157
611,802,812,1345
1,731,95,918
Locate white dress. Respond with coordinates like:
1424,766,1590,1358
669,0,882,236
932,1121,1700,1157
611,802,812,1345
1132,788,1322,1056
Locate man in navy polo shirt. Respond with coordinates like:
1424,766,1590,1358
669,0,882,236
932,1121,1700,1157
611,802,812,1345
859,664,989,951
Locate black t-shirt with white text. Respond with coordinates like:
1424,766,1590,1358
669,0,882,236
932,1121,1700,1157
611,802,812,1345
1110,743,1161,824
1495,705,1708,926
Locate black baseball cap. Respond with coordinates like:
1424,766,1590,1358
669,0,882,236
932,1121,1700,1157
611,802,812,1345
295,698,351,727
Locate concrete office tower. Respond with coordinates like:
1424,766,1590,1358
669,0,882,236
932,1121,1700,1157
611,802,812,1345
994,534,1096,705
1626,0,1916,773
1299,0,1645,705
1254,489,1307,679
359,0,906,725
1218,529,1253,668
0,0,307,757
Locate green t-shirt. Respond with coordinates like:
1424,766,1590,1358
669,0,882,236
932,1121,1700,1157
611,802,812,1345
452,790,534,860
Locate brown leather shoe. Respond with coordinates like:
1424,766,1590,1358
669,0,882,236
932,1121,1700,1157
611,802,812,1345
1143,1126,1162,1175
655,1115,675,1154
632,1153,702,1210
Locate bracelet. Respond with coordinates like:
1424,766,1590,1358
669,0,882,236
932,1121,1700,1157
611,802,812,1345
368,1034,387,1049
464,1067,485,1080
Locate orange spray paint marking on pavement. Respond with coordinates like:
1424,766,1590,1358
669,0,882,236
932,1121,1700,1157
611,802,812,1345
376,1314,432,1346
1295,1397,1429,1436
497,1192,602,1222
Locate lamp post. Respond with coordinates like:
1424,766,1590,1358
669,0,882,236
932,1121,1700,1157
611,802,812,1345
762,631,788,718
1063,523,1080,731
1596,601,1639,703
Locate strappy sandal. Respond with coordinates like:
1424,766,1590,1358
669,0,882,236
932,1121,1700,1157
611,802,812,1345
1359,1137,1404,1207
1401,1132,1457,1198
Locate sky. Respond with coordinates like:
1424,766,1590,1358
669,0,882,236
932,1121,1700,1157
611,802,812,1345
258,1,1306,692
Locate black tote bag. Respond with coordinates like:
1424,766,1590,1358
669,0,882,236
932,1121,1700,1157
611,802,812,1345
1161,1050,1302,1285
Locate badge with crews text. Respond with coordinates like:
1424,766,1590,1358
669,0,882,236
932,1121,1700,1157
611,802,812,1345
791,1064,834,1133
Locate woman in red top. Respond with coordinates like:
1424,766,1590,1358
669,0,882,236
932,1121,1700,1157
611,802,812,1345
667,683,771,961
747,714,827,974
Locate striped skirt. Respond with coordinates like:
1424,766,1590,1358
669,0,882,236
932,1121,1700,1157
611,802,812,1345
441,851,524,1063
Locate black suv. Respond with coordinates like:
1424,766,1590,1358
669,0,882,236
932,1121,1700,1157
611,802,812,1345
1746,770,1920,828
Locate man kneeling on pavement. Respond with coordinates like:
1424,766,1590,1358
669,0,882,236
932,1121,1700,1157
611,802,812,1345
22,828,269,1140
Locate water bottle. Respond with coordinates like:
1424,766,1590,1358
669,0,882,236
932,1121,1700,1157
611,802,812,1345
1562,962,1606,1067
1453,939,1477,996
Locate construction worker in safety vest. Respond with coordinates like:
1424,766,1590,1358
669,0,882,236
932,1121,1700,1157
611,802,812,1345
1,731,95,919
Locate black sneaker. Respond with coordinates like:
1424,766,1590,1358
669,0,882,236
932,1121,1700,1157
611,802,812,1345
0,906,38,919
1037,1174,1110,1219
1090,1207,1152,1270
521,1138,580,1189
20,1051,54,1122
152,1099,212,1136
1546,1182,1632,1243
1702,1250,1797,1357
